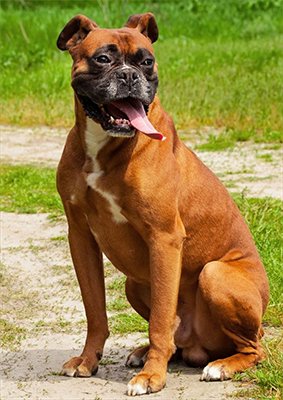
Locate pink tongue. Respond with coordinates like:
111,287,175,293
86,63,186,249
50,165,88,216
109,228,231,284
112,99,166,141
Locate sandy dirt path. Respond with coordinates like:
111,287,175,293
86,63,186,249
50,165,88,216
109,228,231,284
1,125,282,400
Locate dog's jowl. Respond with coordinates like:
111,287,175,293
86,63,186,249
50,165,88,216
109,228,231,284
56,13,269,396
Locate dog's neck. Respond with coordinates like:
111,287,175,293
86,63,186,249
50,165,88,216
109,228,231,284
84,117,109,160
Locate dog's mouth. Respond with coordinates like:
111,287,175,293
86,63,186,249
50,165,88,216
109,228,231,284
77,95,165,141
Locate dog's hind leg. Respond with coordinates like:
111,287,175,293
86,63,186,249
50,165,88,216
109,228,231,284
196,260,268,381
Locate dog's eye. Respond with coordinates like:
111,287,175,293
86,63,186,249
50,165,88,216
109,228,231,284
141,58,154,66
95,55,111,64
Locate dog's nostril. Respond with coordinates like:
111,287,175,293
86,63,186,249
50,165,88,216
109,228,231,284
132,71,139,81
118,71,128,81
117,70,139,83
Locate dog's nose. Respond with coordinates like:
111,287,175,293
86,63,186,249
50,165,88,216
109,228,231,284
117,69,139,85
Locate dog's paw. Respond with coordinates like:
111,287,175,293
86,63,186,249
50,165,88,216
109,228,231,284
200,362,231,382
126,345,149,368
127,372,165,396
61,356,98,378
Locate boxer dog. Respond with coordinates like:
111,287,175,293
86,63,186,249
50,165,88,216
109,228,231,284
56,13,269,396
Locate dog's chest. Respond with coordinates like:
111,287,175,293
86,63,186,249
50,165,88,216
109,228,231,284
76,121,149,276
83,118,127,225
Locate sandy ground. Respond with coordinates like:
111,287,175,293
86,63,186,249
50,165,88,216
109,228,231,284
1,125,282,400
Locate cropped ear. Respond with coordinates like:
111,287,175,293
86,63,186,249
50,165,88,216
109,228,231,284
57,14,98,51
125,13,158,43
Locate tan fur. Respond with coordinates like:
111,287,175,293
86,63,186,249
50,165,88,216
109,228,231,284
57,13,269,396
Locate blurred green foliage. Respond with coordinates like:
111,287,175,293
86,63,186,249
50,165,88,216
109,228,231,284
0,0,282,138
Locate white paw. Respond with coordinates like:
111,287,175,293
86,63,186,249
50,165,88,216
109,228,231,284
61,366,76,377
127,382,149,396
61,365,94,378
200,364,226,381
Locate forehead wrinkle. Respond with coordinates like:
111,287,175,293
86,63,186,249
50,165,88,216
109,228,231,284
116,29,154,54
82,27,154,57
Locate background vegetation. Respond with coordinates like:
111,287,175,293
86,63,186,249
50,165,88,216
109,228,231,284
0,0,283,142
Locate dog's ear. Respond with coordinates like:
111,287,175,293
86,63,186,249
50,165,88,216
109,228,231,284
57,14,98,51
125,13,158,43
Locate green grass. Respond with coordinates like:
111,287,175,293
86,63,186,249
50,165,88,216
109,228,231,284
0,164,63,215
108,298,129,312
263,144,281,150
107,275,129,311
108,276,127,292
256,153,274,162
197,130,282,151
196,131,236,151
0,319,26,350
109,312,148,335
235,196,283,326
235,337,283,400
34,318,74,334
0,0,282,141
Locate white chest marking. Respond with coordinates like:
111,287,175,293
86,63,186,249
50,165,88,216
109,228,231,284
85,118,127,224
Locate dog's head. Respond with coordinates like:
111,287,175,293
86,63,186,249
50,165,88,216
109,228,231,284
57,13,161,139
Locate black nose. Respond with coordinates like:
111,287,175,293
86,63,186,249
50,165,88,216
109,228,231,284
117,68,139,85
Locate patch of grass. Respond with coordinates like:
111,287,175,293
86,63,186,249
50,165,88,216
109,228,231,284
234,196,283,325
196,131,236,151
109,312,148,335
223,180,238,188
58,276,78,290
197,128,282,152
238,175,275,183
0,319,26,350
0,164,63,214
50,235,67,242
106,275,129,309
99,357,119,366
235,336,283,399
104,261,116,278
222,167,254,175
107,298,129,312
255,131,283,143
231,130,254,142
107,275,127,292
35,318,73,333
51,264,73,275
263,143,281,150
0,1,282,141
256,153,274,162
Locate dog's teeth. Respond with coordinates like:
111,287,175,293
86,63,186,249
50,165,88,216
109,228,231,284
112,118,130,126
110,116,115,123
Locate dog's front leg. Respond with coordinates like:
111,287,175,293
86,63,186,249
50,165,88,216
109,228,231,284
128,227,184,395
61,206,109,377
